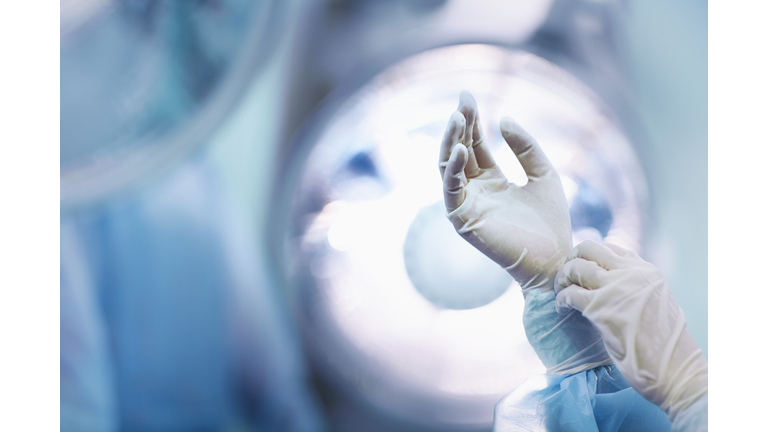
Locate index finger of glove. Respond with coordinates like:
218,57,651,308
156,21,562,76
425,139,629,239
556,258,608,291
439,111,466,178
569,239,621,270
458,90,497,170
500,116,555,181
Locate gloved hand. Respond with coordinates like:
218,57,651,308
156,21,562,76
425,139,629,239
440,91,611,374
554,239,708,421
439,91,572,290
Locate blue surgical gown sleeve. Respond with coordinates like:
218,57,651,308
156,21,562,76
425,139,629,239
493,288,673,431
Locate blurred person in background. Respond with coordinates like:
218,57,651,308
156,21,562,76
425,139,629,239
60,1,324,431
60,160,324,432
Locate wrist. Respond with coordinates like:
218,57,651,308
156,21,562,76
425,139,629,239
515,272,557,292
522,288,611,373
508,254,564,292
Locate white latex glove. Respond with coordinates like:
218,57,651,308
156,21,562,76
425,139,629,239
439,91,573,290
554,239,708,421
440,92,612,374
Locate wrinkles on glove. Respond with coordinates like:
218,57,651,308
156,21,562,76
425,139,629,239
554,240,709,421
568,272,707,419
439,92,611,377
523,288,612,374
445,177,568,290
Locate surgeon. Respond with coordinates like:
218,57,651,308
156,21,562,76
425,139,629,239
438,91,708,431
60,159,325,432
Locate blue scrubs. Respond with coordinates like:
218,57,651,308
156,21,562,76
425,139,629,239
60,160,323,432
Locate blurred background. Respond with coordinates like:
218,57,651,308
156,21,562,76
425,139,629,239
60,0,706,431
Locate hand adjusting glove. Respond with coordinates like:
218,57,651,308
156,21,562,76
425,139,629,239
439,91,612,374
554,240,708,420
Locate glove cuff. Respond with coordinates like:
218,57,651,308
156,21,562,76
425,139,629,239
546,337,614,375
523,289,612,373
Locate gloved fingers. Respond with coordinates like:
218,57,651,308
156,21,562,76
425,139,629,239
569,239,621,270
555,284,595,314
439,111,466,178
457,91,482,178
499,116,555,181
556,258,608,291
443,144,469,212
458,90,497,170
601,242,641,260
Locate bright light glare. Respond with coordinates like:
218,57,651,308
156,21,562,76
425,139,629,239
326,224,349,251
494,145,529,186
